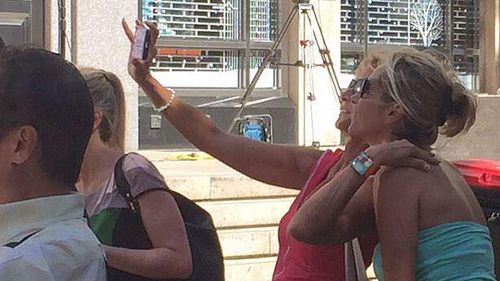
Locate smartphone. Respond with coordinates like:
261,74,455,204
130,26,151,60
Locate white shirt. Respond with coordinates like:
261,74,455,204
0,193,107,281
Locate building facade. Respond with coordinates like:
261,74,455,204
340,0,480,89
0,0,494,151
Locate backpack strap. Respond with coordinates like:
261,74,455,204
4,231,40,248
114,153,141,213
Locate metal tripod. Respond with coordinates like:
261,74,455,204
210,0,343,137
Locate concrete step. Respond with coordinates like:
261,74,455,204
218,226,279,258
225,258,377,281
139,151,378,281
166,175,298,201
142,152,299,201
224,256,277,281
198,197,295,228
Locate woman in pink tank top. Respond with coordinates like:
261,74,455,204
271,54,386,281
273,149,378,281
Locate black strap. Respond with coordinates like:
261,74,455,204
4,231,39,248
114,153,141,213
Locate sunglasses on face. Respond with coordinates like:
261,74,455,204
345,78,370,98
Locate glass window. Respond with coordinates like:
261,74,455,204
250,49,279,89
143,0,241,40
151,48,241,88
340,0,480,91
0,0,44,47
141,0,281,93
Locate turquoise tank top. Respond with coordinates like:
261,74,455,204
373,221,496,281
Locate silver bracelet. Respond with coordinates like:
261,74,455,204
154,88,176,112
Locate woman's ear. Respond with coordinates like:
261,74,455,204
92,110,104,133
385,103,405,125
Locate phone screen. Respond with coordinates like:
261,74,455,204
130,26,150,60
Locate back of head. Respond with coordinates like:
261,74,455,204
376,47,476,149
79,68,126,150
356,49,390,78
0,47,94,188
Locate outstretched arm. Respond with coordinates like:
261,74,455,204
122,20,323,190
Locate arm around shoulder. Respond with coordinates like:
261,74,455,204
288,165,376,245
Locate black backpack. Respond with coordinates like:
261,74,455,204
112,154,225,281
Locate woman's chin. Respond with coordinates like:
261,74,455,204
335,118,350,132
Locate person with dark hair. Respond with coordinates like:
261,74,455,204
0,36,5,48
0,47,107,281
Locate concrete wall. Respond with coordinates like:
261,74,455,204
75,1,139,151
436,95,500,161
45,0,139,151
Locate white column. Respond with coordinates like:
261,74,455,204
73,0,139,151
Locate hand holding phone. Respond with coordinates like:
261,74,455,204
123,19,159,83
130,26,151,61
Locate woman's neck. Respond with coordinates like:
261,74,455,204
77,142,124,195
340,137,369,168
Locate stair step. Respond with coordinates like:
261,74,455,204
225,257,377,281
198,197,294,228
218,226,279,258
143,153,299,201
166,175,299,201
224,256,277,281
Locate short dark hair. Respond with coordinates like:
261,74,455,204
0,47,94,187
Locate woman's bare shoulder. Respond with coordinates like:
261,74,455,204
375,166,429,196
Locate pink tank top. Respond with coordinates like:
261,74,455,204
272,149,375,281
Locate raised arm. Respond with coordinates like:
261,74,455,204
123,20,322,189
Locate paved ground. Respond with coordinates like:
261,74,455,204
139,150,239,177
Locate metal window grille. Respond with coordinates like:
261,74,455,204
142,0,281,91
340,0,480,89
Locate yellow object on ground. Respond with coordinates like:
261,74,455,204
164,152,214,161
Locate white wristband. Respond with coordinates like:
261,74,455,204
154,88,176,112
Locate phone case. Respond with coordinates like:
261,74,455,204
130,27,150,60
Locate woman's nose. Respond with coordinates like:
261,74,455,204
349,94,360,104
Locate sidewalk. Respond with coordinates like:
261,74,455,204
140,150,238,177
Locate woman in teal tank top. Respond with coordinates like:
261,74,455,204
289,47,496,281
373,221,494,281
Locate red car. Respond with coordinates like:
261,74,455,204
453,159,500,277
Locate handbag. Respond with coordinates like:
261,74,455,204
114,154,225,281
